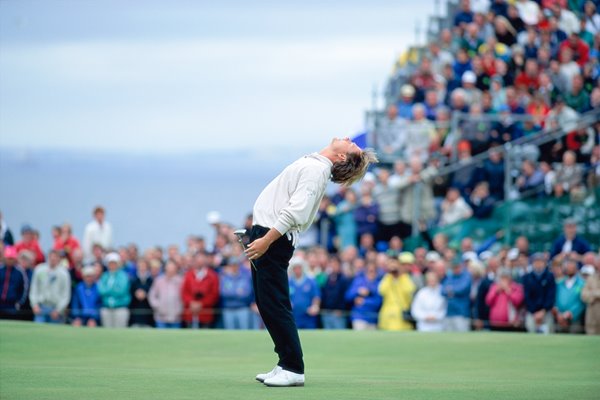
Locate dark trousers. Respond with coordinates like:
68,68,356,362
250,225,304,374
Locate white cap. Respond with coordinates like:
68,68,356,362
401,84,415,97
462,70,477,84
507,248,520,261
82,265,97,277
289,256,308,271
425,251,442,262
462,251,479,263
581,265,596,276
206,211,221,225
104,252,121,265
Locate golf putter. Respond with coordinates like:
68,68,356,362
234,229,257,271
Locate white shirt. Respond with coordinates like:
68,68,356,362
83,219,113,260
411,285,447,332
253,153,332,237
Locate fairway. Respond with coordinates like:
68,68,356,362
1,322,598,400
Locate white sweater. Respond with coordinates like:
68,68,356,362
411,285,447,332
253,153,332,236
29,264,71,313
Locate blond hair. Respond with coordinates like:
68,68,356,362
331,148,378,187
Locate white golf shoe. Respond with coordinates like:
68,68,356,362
255,366,282,383
263,369,305,387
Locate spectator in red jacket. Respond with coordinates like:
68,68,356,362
181,252,219,328
53,223,81,268
14,225,45,265
559,32,590,67
515,58,540,91
486,267,525,330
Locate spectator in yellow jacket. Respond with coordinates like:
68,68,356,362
378,253,417,331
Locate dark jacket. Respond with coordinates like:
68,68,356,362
475,276,493,322
321,272,351,311
523,268,556,313
550,235,591,259
0,265,28,314
129,275,154,326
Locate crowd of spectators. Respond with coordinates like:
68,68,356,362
0,205,598,335
1,0,599,336
379,0,600,206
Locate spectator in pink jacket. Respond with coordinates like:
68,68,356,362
148,260,183,328
486,268,525,331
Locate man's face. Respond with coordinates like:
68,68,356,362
330,137,361,157
564,224,577,238
95,211,105,223
533,259,546,273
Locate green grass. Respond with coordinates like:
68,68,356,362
1,321,599,400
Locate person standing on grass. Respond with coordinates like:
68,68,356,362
97,252,131,328
247,138,377,387
29,250,71,324
148,260,184,329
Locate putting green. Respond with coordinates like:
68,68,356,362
1,321,598,400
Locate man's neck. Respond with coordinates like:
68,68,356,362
319,148,338,163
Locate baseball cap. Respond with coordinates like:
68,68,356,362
104,252,121,265
401,84,415,98
82,265,97,277
462,71,477,84
206,211,221,225
425,251,441,262
398,252,415,264
581,265,596,276
3,246,17,260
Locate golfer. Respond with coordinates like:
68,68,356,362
247,137,377,387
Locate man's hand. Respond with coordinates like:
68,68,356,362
246,237,271,260
534,309,546,324
135,289,147,301
50,310,60,320
307,304,320,316
354,297,365,306
32,305,41,315
190,301,202,314
246,228,282,261
358,287,370,297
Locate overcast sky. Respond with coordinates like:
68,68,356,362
0,0,438,153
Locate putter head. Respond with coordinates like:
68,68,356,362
233,229,247,240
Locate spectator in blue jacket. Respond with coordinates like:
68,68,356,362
523,253,556,334
220,259,254,330
345,262,382,330
354,191,379,241
288,257,321,329
320,256,350,329
442,258,472,331
71,265,101,327
553,258,586,333
550,219,592,261
0,246,28,320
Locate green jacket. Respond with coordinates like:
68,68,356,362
555,275,586,322
97,269,131,308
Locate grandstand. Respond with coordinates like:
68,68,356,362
364,0,600,252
